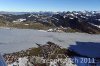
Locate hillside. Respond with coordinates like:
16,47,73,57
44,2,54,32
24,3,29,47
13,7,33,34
0,11,100,34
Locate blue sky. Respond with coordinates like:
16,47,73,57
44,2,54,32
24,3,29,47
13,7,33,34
0,0,100,12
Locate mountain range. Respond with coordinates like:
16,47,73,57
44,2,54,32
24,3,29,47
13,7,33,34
0,11,100,34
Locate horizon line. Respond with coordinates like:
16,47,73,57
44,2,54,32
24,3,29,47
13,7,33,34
0,10,100,12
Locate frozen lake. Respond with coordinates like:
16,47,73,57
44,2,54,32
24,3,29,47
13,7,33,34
0,28,100,54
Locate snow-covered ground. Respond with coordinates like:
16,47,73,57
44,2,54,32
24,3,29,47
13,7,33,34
8,56,77,66
0,28,100,54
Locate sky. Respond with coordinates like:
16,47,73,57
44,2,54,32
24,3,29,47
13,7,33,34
0,0,100,12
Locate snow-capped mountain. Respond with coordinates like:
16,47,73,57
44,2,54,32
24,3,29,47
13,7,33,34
0,11,100,34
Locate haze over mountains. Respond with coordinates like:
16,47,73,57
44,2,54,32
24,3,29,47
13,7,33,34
0,11,100,34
